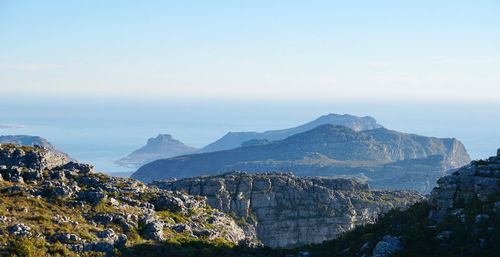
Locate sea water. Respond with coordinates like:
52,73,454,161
1,97,499,175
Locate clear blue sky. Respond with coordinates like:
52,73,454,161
1,0,499,101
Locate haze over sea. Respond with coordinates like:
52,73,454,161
0,97,498,175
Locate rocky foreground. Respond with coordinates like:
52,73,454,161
0,144,254,256
154,172,423,248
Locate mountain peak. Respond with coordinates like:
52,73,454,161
199,113,383,153
116,134,198,168
147,134,176,145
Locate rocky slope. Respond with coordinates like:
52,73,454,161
291,148,499,257
429,148,500,221
154,172,423,248
0,144,253,256
199,114,383,153
133,125,470,192
116,134,198,168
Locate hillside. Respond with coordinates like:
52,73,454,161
199,114,382,153
289,148,500,257
0,144,253,256
133,125,470,192
115,134,198,168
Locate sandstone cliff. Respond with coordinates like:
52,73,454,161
429,148,500,221
283,149,499,257
154,172,423,248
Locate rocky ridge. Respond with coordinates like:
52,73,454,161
429,148,500,221
154,172,423,248
199,114,383,153
0,144,253,256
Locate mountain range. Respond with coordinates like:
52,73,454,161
132,124,470,192
115,114,383,168
199,113,383,153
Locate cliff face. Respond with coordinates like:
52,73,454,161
199,114,383,153
0,144,71,172
282,149,499,257
154,172,423,248
116,134,198,168
429,148,500,221
134,125,471,192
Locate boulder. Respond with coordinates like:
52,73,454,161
55,161,94,174
78,190,107,205
83,241,114,255
171,224,191,233
56,233,81,243
93,214,114,225
140,216,164,241
97,228,118,242
8,223,32,237
371,235,401,257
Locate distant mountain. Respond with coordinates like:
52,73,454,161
116,134,198,168
132,125,471,192
0,135,71,161
0,135,54,148
199,113,383,153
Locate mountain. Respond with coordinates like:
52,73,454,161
116,134,198,168
132,125,471,192
199,113,383,153
0,135,52,147
0,135,71,162
154,171,423,248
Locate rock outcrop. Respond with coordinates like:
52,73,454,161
134,124,471,192
0,135,71,161
0,143,71,173
0,144,254,256
116,134,198,168
429,148,500,221
281,149,499,257
154,171,423,248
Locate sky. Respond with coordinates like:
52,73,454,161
1,0,499,101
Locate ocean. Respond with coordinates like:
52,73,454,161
1,97,499,175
